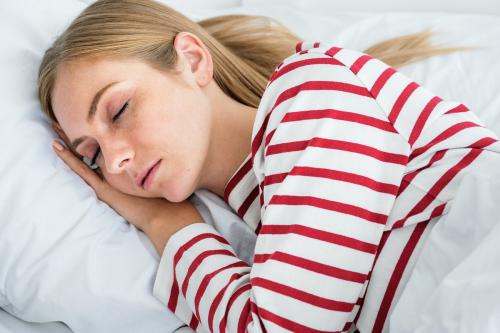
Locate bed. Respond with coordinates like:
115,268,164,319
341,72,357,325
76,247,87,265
1,0,500,332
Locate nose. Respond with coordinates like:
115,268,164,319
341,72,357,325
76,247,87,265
100,138,134,174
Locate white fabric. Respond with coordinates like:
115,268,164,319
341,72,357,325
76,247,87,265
389,152,500,332
243,0,500,15
0,2,253,332
192,190,256,266
0,0,194,332
0,308,71,333
0,189,253,333
1,1,500,333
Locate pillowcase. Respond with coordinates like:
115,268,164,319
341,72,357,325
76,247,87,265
0,0,185,331
0,0,257,332
0,308,71,333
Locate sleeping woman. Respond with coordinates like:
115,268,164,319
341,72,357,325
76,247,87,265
38,0,500,332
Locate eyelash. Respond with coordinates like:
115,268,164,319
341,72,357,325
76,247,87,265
89,101,129,166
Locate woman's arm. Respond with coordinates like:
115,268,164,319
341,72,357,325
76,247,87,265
154,42,499,333
153,47,411,332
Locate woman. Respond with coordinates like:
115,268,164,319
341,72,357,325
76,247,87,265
38,0,500,332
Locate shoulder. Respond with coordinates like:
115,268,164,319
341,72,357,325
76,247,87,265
250,41,393,174
265,41,375,90
262,40,400,103
252,41,378,156
257,41,379,123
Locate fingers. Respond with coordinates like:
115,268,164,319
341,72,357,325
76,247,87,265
52,140,104,191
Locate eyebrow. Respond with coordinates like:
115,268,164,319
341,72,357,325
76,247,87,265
70,81,119,151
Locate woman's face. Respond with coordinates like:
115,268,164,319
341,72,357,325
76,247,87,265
51,51,213,202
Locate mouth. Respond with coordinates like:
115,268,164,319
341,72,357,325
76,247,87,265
136,160,161,190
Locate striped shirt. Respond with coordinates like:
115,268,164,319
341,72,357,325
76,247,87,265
153,41,500,333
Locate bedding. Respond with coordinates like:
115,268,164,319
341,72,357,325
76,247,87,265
241,0,500,15
0,1,253,332
1,0,499,332
389,146,500,332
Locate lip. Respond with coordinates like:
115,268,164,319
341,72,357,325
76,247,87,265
142,160,161,191
136,160,161,190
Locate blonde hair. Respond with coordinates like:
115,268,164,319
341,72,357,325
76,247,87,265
38,0,464,123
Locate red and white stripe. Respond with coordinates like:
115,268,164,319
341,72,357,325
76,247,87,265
153,41,500,333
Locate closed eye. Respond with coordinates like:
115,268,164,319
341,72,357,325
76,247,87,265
87,101,129,169
89,147,101,167
112,101,129,122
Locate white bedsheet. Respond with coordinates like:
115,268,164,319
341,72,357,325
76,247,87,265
0,308,70,333
0,189,257,333
389,152,500,332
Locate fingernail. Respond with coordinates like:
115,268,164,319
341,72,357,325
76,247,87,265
52,141,64,151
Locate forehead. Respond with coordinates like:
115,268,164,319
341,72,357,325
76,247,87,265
51,57,182,123
51,58,163,138
50,60,109,141
51,58,139,117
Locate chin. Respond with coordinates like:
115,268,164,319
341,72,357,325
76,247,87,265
160,175,197,203
161,187,193,203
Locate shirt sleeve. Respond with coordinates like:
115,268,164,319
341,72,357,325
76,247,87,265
153,44,499,333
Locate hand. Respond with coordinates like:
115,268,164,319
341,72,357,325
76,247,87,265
51,137,203,254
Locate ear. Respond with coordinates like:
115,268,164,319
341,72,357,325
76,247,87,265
173,32,213,87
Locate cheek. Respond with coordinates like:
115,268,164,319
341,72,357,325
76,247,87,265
101,170,139,196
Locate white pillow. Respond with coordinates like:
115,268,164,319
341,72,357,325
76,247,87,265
0,1,258,332
0,308,71,333
0,0,186,331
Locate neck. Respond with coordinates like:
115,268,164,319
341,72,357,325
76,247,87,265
199,82,257,199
